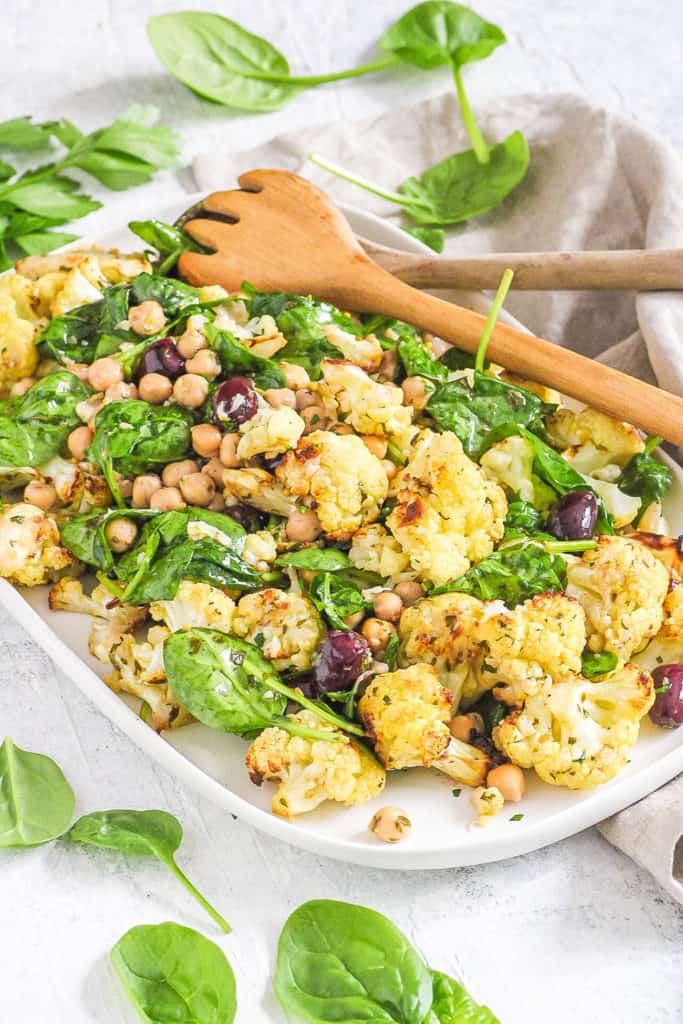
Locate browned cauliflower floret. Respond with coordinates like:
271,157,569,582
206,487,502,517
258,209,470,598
149,581,235,634
221,466,296,517
0,291,38,394
38,456,111,513
566,536,669,659
348,523,410,578
0,502,75,586
49,578,146,663
320,359,415,453
546,407,644,471
275,430,388,541
387,430,507,587
105,625,192,732
236,405,304,460
232,588,324,670
358,664,490,786
321,325,383,372
245,709,385,818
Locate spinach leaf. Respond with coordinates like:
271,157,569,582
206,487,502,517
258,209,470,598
309,571,371,630
468,692,506,735
0,738,75,847
164,629,365,741
0,371,91,466
130,271,199,317
619,435,672,522
37,287,131,364
276,548,350,571
433,541,568,605
68,809,230,932
582,651,619,678
439,346,478,371
205,323,285,389
59,507,159,572
397,332,449,383
427,969,500,1024
503,497,543,537
275,899,433,1024
129,218,208,275
405,226,445,252
111,922,237,1024
384,632,400,670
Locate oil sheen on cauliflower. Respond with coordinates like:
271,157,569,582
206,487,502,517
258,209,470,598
358,664,490,786
232,587,324,670
348,523,410,578
387,430,507,587
320,359,415,453
275,430,388,540
566,536,669,659
0,502,75,586
245,709,386,818
493,663,654,789
150,581,235,634
49,578,146,663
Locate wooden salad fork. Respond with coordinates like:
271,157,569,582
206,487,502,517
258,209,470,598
178,169,683,445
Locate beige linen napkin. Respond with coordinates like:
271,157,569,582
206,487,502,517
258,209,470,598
193,92,683,900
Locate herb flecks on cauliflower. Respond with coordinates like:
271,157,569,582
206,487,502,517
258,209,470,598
49,578,146,663
349,523,410,578
221,466,296,517
0,291,38,395
470,785,505,828
106,625,192,732
387,430,507,587
320,359,415,453
245,709,386,818
0,502,75,586
232,587,324,670
236,405,305,461
321,325,383,372
150,581,235,634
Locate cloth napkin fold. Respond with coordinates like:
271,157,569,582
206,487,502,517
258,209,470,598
193,91,683,901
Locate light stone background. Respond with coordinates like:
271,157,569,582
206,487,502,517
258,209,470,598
1,1,683,1021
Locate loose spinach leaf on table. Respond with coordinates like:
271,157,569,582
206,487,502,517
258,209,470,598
426,969,500,1024
275,899,434,1024
129,218,209,275
581,651,619,678
59,507,159,572
205,323,285,389
0,737,75,847
68,809,230,932
0,371,91,466
619,435,672,523
276,547,350,571
111,922,237,1024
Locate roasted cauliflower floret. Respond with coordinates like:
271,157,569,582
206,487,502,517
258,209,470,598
480,435,556,511
150,581,235,634
242,531,277,570
320,360,415,453
105,625,192,732
566,536,669,659
221,466,296,517
275,430,388,541
15,248,150,285
627,532,683,576
632,583,683,673
38,456,111,513
321,324,383,372
470,785,505,828
546,407,644,473
348,523,410,578
0,502,75,586
232,588,324,670
236,405,304,461
387,430,507,587
493,664,654,789
245,709,385,818
0,291,39,394
49,578,146,663
358,664,490,786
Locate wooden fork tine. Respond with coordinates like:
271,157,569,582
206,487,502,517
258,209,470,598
182,217,236,250
202,190,259,220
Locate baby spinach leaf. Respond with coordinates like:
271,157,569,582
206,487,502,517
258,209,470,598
0,737,75,847
0,371,91,466
129,218,207,275
309,571,371,630
130,271,199,317
111,922,237,1023
503,497,543,537
468,692,507,735
405,225,445,252
619,435,672,523
68,809,230,932
582,651,619,678
59,507,159,572
427,969,500,1024
276,548,350,571
380,2,505,71
384,632,400,670
275,899,433,1024
205,323,285,390
38,282,134,364
433,540,568,605
397,332,449,382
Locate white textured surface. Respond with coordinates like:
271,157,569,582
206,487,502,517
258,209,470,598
1,1,682,1021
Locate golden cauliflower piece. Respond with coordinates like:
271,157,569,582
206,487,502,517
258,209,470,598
358,664,490,786
245,709,385,818
320,359,415,453
221,466,296,517
348,523,410,578
275,430,388,541
626,531,683,577
0,289,39,394
106,625,192,732
493,664,654,789
566,536,669,659
470,785,505,828
15,248,150,285
232,587,324,670
49,578,146,663
321,324,383,372
480,435,556,511
38,456,111,513
150,581,235,634
546,407,644,473
387,430,507,587
236,405,304,461
0,502,74,586
632,582,683,674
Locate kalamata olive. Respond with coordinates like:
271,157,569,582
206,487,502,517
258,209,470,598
313,630,372,694
136,337,185,380
285,676,317,714
649,664,683,727
213,376,258,428
546,490,598,540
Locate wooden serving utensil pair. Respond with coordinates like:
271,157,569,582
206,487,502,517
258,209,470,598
178,169,683,445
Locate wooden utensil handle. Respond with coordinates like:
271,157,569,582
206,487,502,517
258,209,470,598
371,248,683,291
334,259,683,445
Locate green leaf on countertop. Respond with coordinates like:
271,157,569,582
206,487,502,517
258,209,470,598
405,225,445,251
0,738,75,847
0,116,58,150
426,969,500,1023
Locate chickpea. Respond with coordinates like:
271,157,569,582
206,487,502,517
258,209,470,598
202,458,226,484
295,388,318,411
369,806,412,844
394,581,424,607
117,476,134,500
377,348,399,382
185,349,222,379
279,361,310,390
87,357,124,393
373,590,403,623
361,617,396,654
66,363,90,382
301,405,327,434
344,610,366,629
162,459,199,488
67,425,94,461
104,516,139,553
286,508,323,542
179,472,215,507
219,433,241,468
330,422,354,435
132,474,162,508
128,300,166,337
487,764,525,803
150,486,186,511
177,329,207,359
191,423,222,458
105,381,137,403
382,459,398,481
362,435,388,460
401,375,432,412
24,480,56,510
173,373,209,409
207,491,226,512
449,712,485,743
264,387,297,410
139,372,173,404
10,376,36,397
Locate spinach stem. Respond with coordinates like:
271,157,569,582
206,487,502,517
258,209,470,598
273,681,366,738
242,53,401,86
164,855,232,934
474,267,514,371
453,65,489,165
308,152,429,210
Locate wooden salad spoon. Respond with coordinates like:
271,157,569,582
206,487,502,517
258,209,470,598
178,169,683,445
